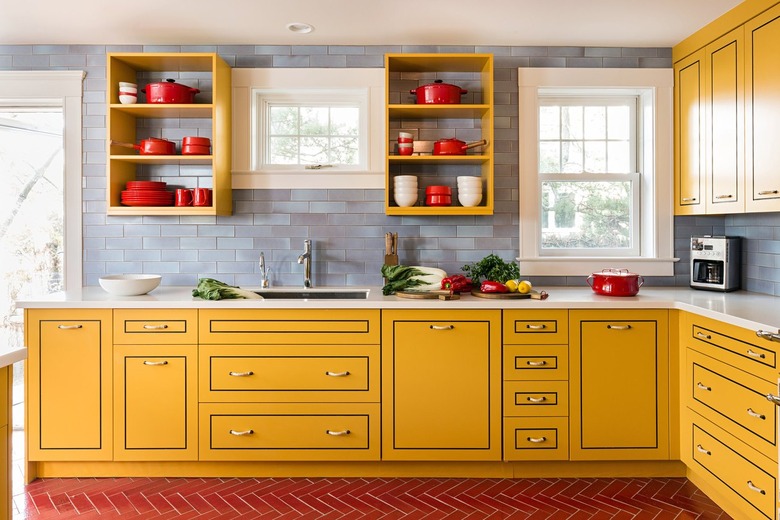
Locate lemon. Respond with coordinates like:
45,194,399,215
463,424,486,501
504,279,519,292
517,280,533,294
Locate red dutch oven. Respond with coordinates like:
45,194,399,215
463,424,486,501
182,136,211,155
410,80,467,104
433,138,487,155
586,268,644,296
111,138,176,155
143,79,200,104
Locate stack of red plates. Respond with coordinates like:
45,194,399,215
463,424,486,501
121,181,174,207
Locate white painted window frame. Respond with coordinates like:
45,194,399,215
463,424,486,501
518,68,677,277
0,71,84,289
232,68,385,189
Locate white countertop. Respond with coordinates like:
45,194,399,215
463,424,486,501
15,285,780,333
0,346,26,369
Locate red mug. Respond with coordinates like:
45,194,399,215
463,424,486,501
193,187,212,206
175,189,192,206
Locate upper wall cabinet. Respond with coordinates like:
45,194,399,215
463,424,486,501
106,53,232,216
384,54,494,216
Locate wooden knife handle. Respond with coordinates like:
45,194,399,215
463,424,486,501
385,233,393,255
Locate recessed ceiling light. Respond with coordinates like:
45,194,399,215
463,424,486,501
286,22,314,34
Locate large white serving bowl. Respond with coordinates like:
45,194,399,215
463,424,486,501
458,192,482,207
99,274,162,296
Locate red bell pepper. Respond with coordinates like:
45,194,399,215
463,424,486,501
441,274,473,293
480,280,509,293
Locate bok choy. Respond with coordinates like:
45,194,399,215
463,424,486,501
381,264,447,295
192,278,263,300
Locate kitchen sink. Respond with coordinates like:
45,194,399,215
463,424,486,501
251,289,369,300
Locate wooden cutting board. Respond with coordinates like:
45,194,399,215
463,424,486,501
470,289,531,299
395,290,459,300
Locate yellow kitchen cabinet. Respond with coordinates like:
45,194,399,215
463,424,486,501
113,344,197,461
674,48,705,215
26,309,113,461
569,310,669,461
113,309,198,345
745,3,780,212
381,309,502,461
0,366,9,520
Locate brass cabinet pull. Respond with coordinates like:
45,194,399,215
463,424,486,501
695,331,712,340
526,360,547,367
746,349,766,359
756,330,780,343
527,436,547,443
696,444,711,455
766,394,780,406
229,371,254,377
607,324,631,330
325,429,350,436
526,324,546,330
143,360,168,366
325,371,350,377
430,325,454,330
143,324,169,330
682,197,697,202
757,190,779,196
747,481,766,495
747,408,766,420
714,194,734,199
696,382,712,391
57,324,83,330
527,396,546,403
229,429,254,436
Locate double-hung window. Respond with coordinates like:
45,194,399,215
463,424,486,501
518,68,676,276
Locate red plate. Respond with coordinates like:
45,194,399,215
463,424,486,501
121,200,174,207
126,181,167,189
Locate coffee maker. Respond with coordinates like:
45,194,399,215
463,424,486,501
690,236,740,292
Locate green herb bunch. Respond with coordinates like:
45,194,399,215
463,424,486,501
461,254,520,283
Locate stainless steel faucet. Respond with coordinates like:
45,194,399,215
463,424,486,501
259,251,270,288
297,239,313,288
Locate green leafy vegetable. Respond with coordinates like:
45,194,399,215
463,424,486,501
461,254,520,283
192,278,263,300
381,264,447,295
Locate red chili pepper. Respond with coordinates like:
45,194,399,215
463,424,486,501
480,280,509,293
441,274,473,293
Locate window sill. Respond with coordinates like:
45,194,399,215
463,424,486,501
517,257,679,277
232,170,384,190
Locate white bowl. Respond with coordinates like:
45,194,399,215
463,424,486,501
394,189,419,196
120,86,138,94
457,188,483,194
394,192,418,207
458,192,482,207
119,94,137,105
394,184,418,190
119,81,137,89
394,181,418,187
394,175,418,183
457,180,482,188
99,274,162,296
457,176,481,183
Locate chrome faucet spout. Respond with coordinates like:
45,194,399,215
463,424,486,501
259,252,270,288
298,239,313,288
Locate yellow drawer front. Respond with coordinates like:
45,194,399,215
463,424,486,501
200,345,379,402
692,424,776,519
114,309,197,345
200,309,380,345
503,345,568,381
504,417,569,461
689,351,776,454
504,381,568,417
503,310,568,345
199,403,380,461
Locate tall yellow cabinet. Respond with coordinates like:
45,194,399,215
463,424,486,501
0,365,9,520
674,49,705,215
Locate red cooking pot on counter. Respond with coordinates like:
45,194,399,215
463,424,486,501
110,138,176,155
586,268,645,296
143,79,200,104
410,80,467,104
433,138,487,155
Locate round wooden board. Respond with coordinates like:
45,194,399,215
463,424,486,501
470,289,531,299
395,290,455,299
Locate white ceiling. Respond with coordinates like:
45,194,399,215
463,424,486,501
1,0,743,47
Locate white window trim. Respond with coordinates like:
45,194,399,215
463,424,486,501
232,68,385,189
0,71,84,289
518,68,677,277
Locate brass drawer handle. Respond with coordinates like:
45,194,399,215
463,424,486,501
607,324,631,330
430,325,454,330
747,481,766,495
526,360,547,367
143,324,169,330
695,331,711,340
696,382,711,391
756,330,780,343
326,429,350,436
747,408,766,420
757,190,779,196
714,194,734,199
143,360,168,366
527,436,547,443
527,396,547,403
696,444,711,455
682,197,697,202
746,349,766,359
325,371,350,377
526,324,546,330
57,324,83,330
229,371,254,377
229,429,254,436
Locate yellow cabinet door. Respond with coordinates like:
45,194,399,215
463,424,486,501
26,309,112,461
114,344,197,461
382,310,501,461
705,27,744,214
674,49,706,215
745,4,780,212
0,366,8,520
570,310,669,460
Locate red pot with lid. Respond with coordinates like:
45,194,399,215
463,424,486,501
110,137,175,155
586,268,644,296
433,138,487,156
410,80,468,104
181,136,211,155
143,79,200,104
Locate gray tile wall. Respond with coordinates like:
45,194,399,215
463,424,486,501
3,44,779,295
